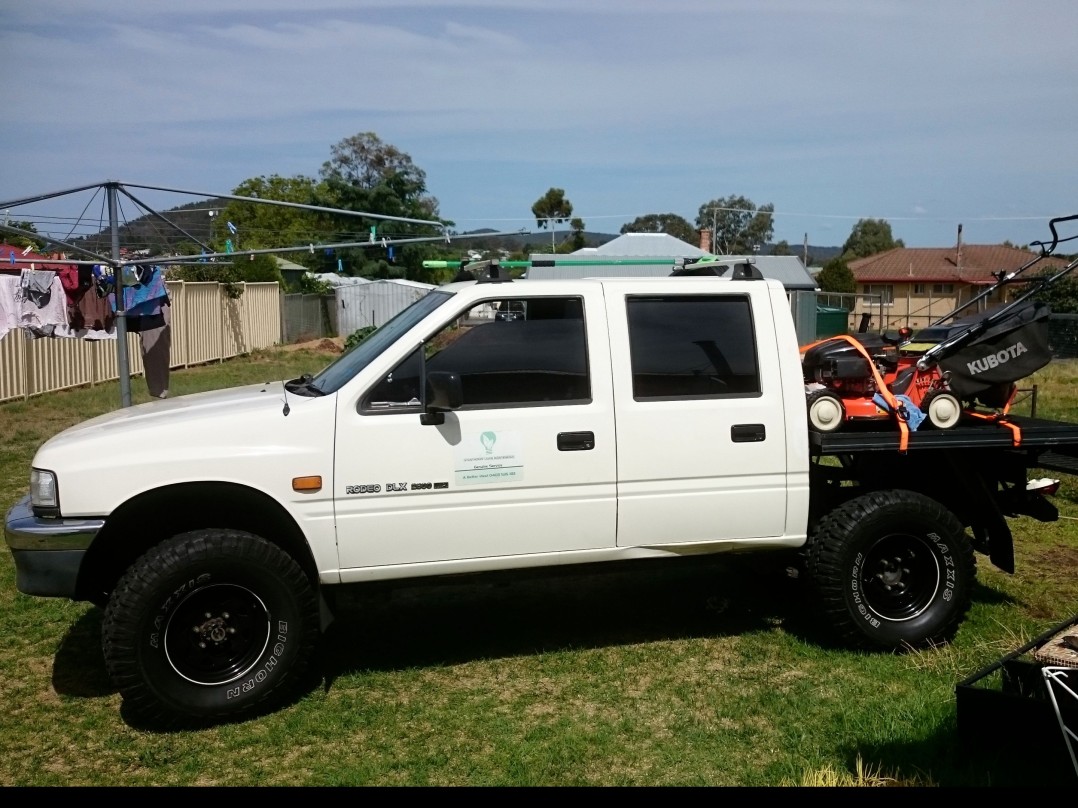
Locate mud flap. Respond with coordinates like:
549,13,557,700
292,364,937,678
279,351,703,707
979,503,1015,574
943,454,1015,574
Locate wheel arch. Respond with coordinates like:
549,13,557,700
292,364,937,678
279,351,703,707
77,481,318,605
810,450,1017,573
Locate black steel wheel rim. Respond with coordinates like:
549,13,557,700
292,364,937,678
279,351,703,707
162,583,271,686
860,533,941,622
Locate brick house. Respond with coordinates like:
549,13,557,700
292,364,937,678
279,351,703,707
847,241,1069,332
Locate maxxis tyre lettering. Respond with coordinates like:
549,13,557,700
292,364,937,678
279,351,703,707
101,529,319,727
805,489,974,651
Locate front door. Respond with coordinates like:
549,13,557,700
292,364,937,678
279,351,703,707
333,290,617,571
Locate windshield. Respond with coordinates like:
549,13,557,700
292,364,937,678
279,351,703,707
310,289,453,394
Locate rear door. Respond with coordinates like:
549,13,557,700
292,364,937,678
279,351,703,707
606,279,791,546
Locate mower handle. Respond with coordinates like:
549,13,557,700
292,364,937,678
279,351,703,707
1040,213,1078,256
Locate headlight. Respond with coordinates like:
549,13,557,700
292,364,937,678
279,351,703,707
30,469,58,509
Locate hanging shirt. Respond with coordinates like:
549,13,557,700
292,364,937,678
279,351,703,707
0,276,20,340
109,266,169,332
112,265,169,314
17,272,70,337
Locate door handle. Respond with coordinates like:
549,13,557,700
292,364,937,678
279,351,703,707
731,424,765,442
558,431,595,451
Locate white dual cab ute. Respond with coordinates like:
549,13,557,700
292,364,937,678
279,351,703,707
7,263,1078,727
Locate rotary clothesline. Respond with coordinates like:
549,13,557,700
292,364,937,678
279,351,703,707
1,253,172,398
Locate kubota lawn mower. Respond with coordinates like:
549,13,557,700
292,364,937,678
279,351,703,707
801,214,1078,437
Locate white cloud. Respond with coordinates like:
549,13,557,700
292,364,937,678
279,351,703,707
4,1,1078,247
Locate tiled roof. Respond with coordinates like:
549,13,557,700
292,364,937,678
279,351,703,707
848,245,1068,286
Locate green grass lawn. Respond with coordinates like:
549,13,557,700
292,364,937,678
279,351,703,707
1,349,1076,786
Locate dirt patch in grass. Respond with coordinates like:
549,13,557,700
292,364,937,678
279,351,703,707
278,337,345,353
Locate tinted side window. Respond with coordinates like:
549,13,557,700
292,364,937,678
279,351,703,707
626,295,760,399
362,296,590,411
362,348,423,410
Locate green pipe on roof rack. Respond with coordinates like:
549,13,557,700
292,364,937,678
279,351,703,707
423,256,719,269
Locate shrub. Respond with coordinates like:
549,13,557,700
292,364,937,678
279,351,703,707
345,326,377,350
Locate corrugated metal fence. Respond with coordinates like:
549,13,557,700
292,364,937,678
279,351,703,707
335,281,436,336
0,281,281,404
280,293,336,343
280,282,436,343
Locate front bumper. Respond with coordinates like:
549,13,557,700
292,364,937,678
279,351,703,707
4,494,104,598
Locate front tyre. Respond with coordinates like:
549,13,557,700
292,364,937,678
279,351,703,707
102,529,320,727
805,489,974,651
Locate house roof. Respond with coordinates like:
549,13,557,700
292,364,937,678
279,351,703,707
544,233,818,289
0,242,72,272
274,256,308,272
719,255,819,291
847,245,1069,286
525,251,818,290
577,232,708,258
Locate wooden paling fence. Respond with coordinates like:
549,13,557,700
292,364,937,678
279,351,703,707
0,281,281,404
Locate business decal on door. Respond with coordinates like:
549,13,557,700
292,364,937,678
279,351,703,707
454,430,523,485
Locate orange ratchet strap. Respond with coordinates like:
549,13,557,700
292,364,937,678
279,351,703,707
961,386,1022,446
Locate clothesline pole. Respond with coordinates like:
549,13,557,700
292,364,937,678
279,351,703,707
107,183,132,408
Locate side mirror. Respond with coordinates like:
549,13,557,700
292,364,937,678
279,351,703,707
421,371,463,425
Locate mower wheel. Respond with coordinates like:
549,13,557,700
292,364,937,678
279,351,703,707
807,389,846,432
922,390,962,429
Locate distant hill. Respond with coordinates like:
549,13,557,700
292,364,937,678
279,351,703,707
69,205,842,266
71,197,230,254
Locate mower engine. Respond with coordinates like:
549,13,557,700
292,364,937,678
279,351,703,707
801,333,904,397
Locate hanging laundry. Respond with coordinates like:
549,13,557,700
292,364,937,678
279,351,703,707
20,267,55,309
0,276,20,340
109,266,171,398
13,270,70,338
139,301,171,399
60,263,114,339
111,265,168,315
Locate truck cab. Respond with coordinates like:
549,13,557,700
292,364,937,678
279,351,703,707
315,274,811,579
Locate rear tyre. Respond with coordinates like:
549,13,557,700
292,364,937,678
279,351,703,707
805,489,974,650
807,389,846,433
922,390,962,429
102,529,320,727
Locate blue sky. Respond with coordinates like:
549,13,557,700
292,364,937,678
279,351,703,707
3,1,1078,251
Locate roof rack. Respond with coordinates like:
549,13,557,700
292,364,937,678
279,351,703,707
462,258,513,284
670,256,764,279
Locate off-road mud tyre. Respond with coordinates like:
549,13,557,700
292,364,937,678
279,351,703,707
101,529,320,728
921,390,963,430
804,489,974,651
807,389,846,433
